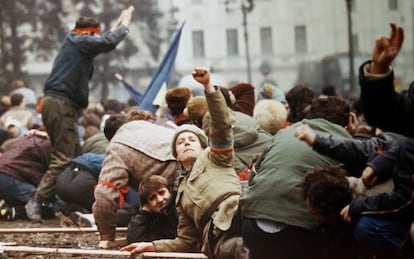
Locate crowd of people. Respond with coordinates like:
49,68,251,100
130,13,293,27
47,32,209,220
0,4,413,259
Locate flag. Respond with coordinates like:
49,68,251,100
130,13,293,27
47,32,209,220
139,22,185,114
120,78,143,104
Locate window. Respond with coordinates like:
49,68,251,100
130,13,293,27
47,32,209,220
294,25,307,54
260,27,273,55
192,30,205,57
389,0,398,10
226,29,239,56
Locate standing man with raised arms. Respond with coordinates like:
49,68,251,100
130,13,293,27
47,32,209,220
25,6,135,222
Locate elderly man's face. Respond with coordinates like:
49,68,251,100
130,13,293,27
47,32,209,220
175,131,204,165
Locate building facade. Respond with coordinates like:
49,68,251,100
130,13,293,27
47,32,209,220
169,0,414,96
22,0,414,101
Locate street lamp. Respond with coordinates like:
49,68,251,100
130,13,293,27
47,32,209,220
225,0,254,83
345,0,356,99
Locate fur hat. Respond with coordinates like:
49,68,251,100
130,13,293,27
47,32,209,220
171,124,208,158
228,83,255,116
185,96,208,126
165,87,192,110
228,83,254,98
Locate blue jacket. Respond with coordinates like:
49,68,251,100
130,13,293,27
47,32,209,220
44,26,129,109
72,152,105,178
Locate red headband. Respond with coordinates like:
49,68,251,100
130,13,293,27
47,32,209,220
72,27,101,35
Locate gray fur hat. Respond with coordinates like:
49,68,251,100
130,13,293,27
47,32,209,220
171,124,208,158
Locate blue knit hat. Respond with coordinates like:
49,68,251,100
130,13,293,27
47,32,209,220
258,83,286,103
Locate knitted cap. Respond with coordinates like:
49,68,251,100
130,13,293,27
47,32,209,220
258,83,286,103
171,124,208,158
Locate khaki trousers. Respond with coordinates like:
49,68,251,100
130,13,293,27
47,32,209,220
36,96,81,201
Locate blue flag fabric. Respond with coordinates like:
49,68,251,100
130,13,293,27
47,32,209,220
138,22,185,114
121,79,143,103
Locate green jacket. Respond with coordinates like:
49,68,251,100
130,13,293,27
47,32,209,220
81,132,109,154
232,111,271,172
203,109,272,172
153,89,242,255
240,118,351,229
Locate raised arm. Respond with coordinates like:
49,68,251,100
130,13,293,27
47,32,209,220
295,124,386,177
359,22,414,137
111,6,134,32
369,22,404,74
192,67,234,167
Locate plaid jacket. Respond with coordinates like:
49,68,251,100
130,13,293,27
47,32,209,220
93,121,179,241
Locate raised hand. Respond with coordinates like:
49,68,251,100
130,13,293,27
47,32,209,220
112,6,134,31
121,6,134,26
192,67,215,93
370,22,404,74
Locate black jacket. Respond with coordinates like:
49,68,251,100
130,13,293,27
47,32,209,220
313,132,405,177
359,60,414,137
349,138,414,225
127,195,178,243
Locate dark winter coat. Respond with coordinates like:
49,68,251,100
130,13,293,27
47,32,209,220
313,132,405,176
349,138,414,225
359,60,414,137
127,196,178,243
44,26,129,109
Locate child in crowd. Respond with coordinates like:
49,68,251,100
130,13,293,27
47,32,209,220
127,175,178,243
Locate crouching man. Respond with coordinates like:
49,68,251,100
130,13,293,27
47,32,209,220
121,67,244,259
